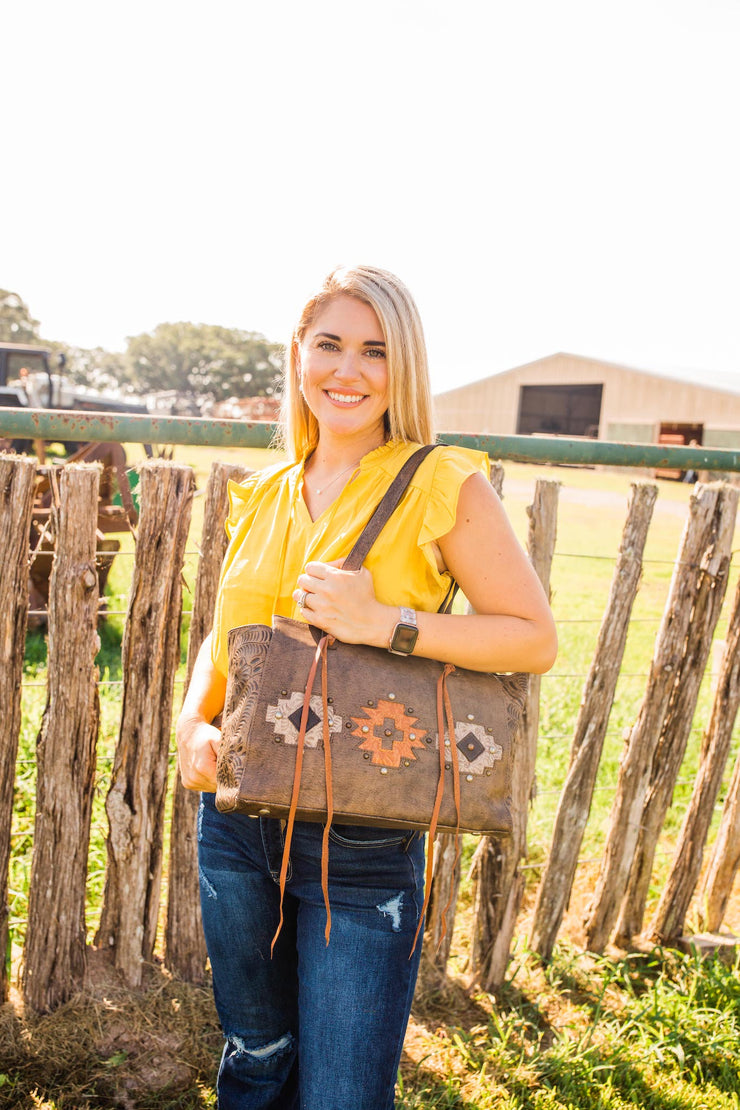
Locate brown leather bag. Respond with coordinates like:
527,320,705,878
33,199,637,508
214,446,528,947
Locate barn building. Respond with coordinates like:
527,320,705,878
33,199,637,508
433,353,740,452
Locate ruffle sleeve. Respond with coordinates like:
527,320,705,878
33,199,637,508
224,473,262,540
417,446,490,552
224,459,295,540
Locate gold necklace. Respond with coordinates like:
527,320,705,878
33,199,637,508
306,460,361,496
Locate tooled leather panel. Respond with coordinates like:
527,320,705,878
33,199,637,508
498,671,529,733
216,625,272,811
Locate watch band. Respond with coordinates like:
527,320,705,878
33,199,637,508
389,607,419,655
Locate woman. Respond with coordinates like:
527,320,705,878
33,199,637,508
177,264,557,1109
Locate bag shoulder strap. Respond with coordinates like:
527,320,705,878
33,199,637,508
342,444,438,573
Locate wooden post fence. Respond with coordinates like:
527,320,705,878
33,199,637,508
6,450,740,1009
468,478,559,989
614,483,738,945
0,455,36,1002
530,481,657,961
96,461,194,988
165,461,251,983
584,482,736,952
22,464,102,1012
650,571,740,941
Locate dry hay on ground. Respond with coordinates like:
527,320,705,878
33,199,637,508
0,950,221,1109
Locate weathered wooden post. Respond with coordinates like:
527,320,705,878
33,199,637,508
530,481,657,961
0,455,36,1001
584,483,734,952
423,463,505,968
165,461,250,983
649,572,740,941
22,464,101,1012
96,461,194,988
696,661,740,932
614,483,737,944
469,478,559,989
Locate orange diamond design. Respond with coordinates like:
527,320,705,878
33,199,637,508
351,699,427,768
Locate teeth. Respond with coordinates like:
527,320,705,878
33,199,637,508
326,390,364,404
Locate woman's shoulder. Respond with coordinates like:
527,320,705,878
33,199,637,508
411,444,490,546
413,443,490,492
372,440,489,484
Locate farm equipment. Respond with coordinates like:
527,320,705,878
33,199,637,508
0,342,149,452
26,442,141,629
0,342,146,626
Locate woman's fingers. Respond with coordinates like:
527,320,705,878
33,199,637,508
293,564,383,642
177,718,221,792
294,562,360,611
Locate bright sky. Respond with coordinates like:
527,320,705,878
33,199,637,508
3,0,739,395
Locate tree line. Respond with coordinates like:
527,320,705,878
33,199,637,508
0,289,283,405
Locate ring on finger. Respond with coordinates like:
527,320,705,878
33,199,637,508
296,589,308,609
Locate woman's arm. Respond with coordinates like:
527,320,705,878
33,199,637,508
418,471,557,673
176,632,227,791
294,472,557,674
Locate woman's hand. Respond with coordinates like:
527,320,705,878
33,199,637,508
176,714,221,792
293,560,394,647
176,633,227,792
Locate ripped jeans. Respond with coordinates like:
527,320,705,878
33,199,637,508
198,793,426,1110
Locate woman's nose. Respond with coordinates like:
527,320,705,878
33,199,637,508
334,349,361,378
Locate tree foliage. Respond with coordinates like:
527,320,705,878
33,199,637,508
0,289,284,406
53,343,129,393
125,323,283,402
0,290,41,343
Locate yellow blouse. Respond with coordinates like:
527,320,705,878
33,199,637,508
211,440,489,676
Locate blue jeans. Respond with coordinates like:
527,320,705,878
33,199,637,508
198,793,426,1110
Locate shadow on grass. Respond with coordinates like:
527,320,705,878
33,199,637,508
404,948,740,1109
530,1048,728,1110
398,1057,491,1109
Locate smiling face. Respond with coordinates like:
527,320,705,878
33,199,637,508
296,294,389,451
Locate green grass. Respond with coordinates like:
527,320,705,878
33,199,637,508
3,451,740,1108
399,944,740,1109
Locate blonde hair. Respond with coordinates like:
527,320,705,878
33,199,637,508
278,264,434,461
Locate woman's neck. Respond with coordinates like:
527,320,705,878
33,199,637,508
307,428,388,473
301,429,388,522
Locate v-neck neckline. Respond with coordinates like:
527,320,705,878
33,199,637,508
296,440,401,525
296,469,360,526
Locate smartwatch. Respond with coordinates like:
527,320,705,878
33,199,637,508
388,607,419,656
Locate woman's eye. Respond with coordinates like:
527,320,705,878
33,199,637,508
365,348,386,359
317,340,338,351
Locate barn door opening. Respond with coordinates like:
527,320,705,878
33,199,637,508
516,383,603,437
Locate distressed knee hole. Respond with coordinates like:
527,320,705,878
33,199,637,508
225,1031,294,1061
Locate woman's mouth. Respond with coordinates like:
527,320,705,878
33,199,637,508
325,390,366,405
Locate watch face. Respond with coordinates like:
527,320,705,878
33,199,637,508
391,623,419,654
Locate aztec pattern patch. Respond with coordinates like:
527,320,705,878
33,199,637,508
453,721,503,775
266,692,343,748
351,698,428,768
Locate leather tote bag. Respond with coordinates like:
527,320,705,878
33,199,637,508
215,446,528,840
